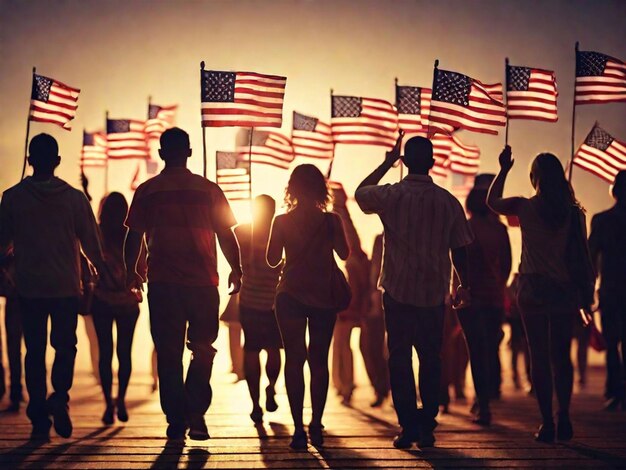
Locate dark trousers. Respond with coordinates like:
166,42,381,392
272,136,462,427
601,301,626,399
19,297,79,425
5,297,24,402
457,306,503,416
383,293,444,433
522,311,574,423
148,282,219,424
360,314,391,398
91,299,140,404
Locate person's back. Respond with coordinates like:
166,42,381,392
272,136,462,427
590,204,626,297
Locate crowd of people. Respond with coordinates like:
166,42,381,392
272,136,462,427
0,127,624,450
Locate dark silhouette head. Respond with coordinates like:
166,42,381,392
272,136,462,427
466,188,490,217
612,170,626,204
98,192,129,246
252,194,276,227
285,164,331,211
529,153,580,228
402,136,434,175
159,127,191,165
28,133,60,175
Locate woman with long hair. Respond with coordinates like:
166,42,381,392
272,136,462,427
488,147,592,442
267,164,349,449
93,192,143,425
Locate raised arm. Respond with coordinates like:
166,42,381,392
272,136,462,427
75,193,106,273
356,131,403,191
124,229,144,289
487,146,523,216
216,227,242,295
266,217,284,268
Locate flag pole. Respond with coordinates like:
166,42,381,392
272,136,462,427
568,42,579,183
200,61,208,178
395,77,404,182
104,111,110,194
327,88,335,179
504,57,510,146
21,67,36,181
428,60,439,138
248,127,253,197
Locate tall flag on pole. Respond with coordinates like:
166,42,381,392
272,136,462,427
145,104,177,139
396,85,432,136
506,65,558,122
331,95,399,148
430,67,506,135
575,50,626,105
237,132,294,169
201,70,287,127
80,130,107,168
29,73,80,130
573,124,626,183
106,119,149,159
291,111,334,160
216,151,251,201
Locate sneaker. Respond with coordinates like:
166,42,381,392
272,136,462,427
289,429,308,450
557,415,573,441
309,424,324,447
30,420,51,441
102,404,115,425
50,403,73,438
534,423,555,443
370,394,386,408
166,422,188,440
188,416,210,441
116,398,128,422
250,407,263,424
392,430,419,449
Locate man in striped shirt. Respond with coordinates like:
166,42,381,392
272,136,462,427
355,134,473,449
124,128,242,441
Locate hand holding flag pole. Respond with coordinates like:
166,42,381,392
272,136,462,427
200,61,208,178
504,57,510,146
395,77,405,181
327,88,335,179
21,67,36,181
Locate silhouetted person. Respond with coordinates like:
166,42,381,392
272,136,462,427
124,127,242,441
488,147,592,442
267,164,349,449
235,195,283,424
589,170,626,410
0,250,24,412
457,186,511,425
0,134,106,440
93,192,144,425
355,134,473,449
361,234,391,407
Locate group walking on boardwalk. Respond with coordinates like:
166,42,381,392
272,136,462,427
0,127,624,450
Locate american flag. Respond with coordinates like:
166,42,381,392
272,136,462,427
449,134,480,175
237,132,294,170
575,50,626,105
106,119,149,159
201,70,286,127
506,65,558,122
145,104,177,139
80,130,107,168
430,68,506,135
29,73,80,130
483,83,504,103
573,124,626,183
216,151,251,201
430,133,452,178
396,85,432,136
292,111,334,160
331,96,398,148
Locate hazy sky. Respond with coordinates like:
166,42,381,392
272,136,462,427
1,0,626,254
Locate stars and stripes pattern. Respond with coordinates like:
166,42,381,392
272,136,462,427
430,68,506,135
216,151,251,201
396,85,432,136
449,134,481,175
430,133,452,178
201,70,287,127
331,95,399,148
237,132,294,170
145,104,177,139
106,119,149,159
506,65,558,122
575,50,626,105
482,83,504,103
573,124,626,183
291,111,334,160
80,130,107,168
29,74,80,130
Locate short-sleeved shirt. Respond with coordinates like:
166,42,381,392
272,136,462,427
355,174,474,308
125,167,236,286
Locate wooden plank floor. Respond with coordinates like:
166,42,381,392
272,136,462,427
0,360,625,468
